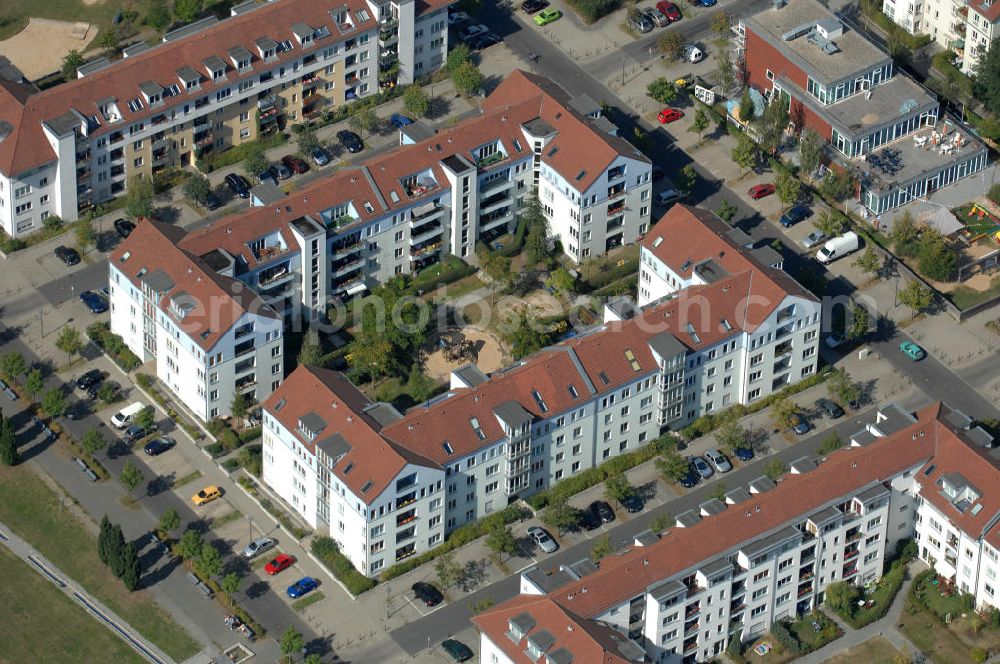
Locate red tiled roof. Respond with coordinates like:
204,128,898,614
485,71,650,190
547,404,942,617
262,366,428,503
2,0,377,176
109,219,277,349
382,349,591,464
971,0,1000,24
179,168,383,267
0,80,56,175
472,594,641,664
917,419,1000,539
641,204,815,327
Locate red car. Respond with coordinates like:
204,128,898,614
656,0,681,21
264,553,295,575
281,155,310,175
658,108,684,124
748,183,776,199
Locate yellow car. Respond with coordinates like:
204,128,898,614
192,485,223,506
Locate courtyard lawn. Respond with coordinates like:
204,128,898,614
825,636,904,664
0,465,200,661
0,545,146,664
0,0,121,40
899,572,1000,663
949,275,1000,311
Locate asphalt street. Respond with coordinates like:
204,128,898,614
390,402,903,655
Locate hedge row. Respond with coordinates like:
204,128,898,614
580,256,640,292
848,562,906,628
134,372,204,442
380,504,526,582
526,435,674,510
565,0,621,23
236,475,310,540
311,536,377,596
680,370,829,439
198,132,288,172
86,322,142,372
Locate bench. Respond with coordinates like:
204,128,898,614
73,457,89,472
186,572,213,598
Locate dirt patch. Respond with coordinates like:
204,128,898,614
423,327,507,383
519,291,563,317
0,18,96,80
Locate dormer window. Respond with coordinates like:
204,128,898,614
255,36,279,61
228,46,253,72
292,22,315,45
96,97,123,124
203,56,228,81
177,66,202,91
139,81,164,106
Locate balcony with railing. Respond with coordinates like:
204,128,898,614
396,508,417,527
401,169,439,198
683,638,698,654
411,240,442,258
481,176,515,195
110,148,125,162
235,339,256,358
234,356,256,375
235,376,256,393
301,74,320,89
258,262,292,287
248,231,288,263
76,150,91,164
411,200,445,222
798,583,814,598
844,546,860,561
332,256,364,278
607,164,626,181
730,596,746,613
607,216,625,232
476,150,507,169
411,222,443,245
685,603,701,620
480,208,513,232
607,200,628,216
607,182,626,199
395,543,415,561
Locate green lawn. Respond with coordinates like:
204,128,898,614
949,275,1000,311
826,636,903,664
0,465,200,661
0,545,146,663
0,0,123,40
900,574,1000,663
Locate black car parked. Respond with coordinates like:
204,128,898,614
621,493,644,513
521,0,549,12
815,398,845,418
225,173,251,198
54,245,80,266
412,581,443,607
114,218,136,238
337,130,364,154
589,500,615,523
75,369,104,391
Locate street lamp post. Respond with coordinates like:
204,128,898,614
622,57,626,86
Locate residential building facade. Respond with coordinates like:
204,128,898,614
259,205,822,576
478,401,1000,662
736,0,987,216
163,71,651,325
108,220,284,420
0,0,452,238
883,0,998,75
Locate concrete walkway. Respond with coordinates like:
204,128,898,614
0,520,174,664
796,561,925,663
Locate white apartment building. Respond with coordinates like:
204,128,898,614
883,0,999,74
0,0,452,238
476,401,1000,663
108,220,284,420
259,205,822,576
167,70,651,325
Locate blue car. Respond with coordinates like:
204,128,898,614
734,447,755,461
80,290,109,314
779,205,811,228
390,113,413,128
287,577,319,599
697,0,716,5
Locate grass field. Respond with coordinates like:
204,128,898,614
0,0,120,41
0,465,200,661
0,545,147,663
826,637,903,664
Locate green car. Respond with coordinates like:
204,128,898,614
442,639,473,662
534,8,562,25
899,341,926,361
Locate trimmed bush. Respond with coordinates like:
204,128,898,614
87,322,142,371
204,443,225,458
409,255,476,293
311,536,377,595
565,0,621,22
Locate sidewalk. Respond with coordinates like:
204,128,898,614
0,520,174,664
797,561,925,663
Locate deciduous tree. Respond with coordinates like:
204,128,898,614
676,165,697,196
485,525,518,563
435,551,462,589
62,50,85,79
197,542,224,578
604,471,634,504
898,279,932,316
178,529,202,560
280,626,305,659
296,126,320,156
798,128,823,181
41,388,66,418
182,175,212,205
81,429,106,457
451,62,483,97
221,571,241,600
541,498,581,535
135,406,156,434
656,450,690,483
591,534,613,562
764,458,787,481
646,77,677,105
658,32,684,60
348,105,379,137
774,171,800,212
24,369,43,401
826,367,860,406
158,507,181,534
76,218,97,255
854,246,881,278
730,132,757,174
770,396,798,430
55,326,83,363
173,0,203,23
403,84,430,118
243,143,269,179
814,210,849,238
690,108,710,140
1,351,26,381
124,176,155,220
716,415,748,454
119,461,143,502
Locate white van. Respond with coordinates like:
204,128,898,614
684,44,704,63
111,402,145,429
816,231,859,263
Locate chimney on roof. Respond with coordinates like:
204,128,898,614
226,227,232,234
351,176,357,183
501,113,507,121
187,266,193,273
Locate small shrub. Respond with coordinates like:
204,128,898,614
221,459,240,472
311,536,377,595
204,443,225,458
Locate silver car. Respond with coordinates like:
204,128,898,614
527,526,558,554
801,230,829,249
691,455,714,480
645,7,670,26
241,537,276,558
705,448,733,473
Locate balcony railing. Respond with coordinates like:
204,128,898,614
798,585,814,598
477,152,505,168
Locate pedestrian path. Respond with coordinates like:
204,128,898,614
0,520,175,664
795,561,925,664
